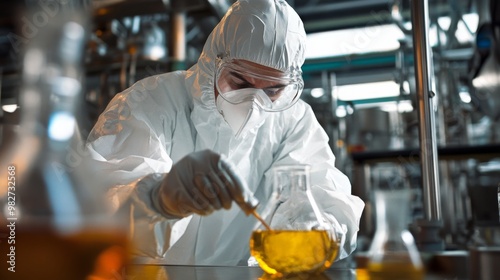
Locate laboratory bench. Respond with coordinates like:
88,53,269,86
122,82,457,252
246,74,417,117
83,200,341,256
124,264,470,280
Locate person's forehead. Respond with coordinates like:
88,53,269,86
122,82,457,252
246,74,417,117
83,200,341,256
227,59,290,83
232,59,283,73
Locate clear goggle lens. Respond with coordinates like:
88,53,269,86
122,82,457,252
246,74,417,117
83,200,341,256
215,58,303,112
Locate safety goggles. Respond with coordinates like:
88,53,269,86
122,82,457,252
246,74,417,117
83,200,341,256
215,57,304,112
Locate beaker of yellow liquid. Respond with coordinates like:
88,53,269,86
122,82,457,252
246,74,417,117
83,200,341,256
250,165,340,277
367,189,424,280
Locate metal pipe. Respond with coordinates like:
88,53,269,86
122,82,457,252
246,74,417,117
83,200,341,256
411,0,441,221
497,186,500,223
170,11,186,71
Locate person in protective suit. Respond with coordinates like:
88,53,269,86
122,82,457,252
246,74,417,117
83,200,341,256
86,0,365,265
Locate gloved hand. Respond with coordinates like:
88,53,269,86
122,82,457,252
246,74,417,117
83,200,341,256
152,149,258,218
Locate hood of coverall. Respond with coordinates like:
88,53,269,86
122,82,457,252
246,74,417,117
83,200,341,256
186,0,307,108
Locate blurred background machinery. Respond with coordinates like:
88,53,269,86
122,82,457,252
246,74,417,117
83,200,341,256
1,0,499,259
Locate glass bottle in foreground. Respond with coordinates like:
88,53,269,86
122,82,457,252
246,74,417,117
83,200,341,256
250,164,340,278
0,6,129,280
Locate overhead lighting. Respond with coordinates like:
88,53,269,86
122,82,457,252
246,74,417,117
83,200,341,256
477,160,500,173
336,81,400,101
48,112,75,141
437,16,451,31
455,20,475,44
336,106,347,118
473,71,499,89
148,45,166,61
437,13,478,44
462,13,479,33
305,24,404,59
402,81,410,94
144,23,166,61
429,24,440,47
2,104,18,113
459,89,471,103
380,100,414,112
310,88,325,98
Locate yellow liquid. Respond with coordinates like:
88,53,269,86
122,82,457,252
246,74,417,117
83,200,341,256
367,262,425,280
250,230,338,276
355,268,370,280
0,226,130,280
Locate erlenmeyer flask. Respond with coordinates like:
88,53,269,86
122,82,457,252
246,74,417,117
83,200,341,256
0,7,129,280
250,164,340,277
367,189,424,280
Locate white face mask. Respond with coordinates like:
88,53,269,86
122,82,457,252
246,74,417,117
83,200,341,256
216,88,269,138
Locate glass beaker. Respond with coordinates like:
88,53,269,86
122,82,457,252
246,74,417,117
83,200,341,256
367,189,424,280
250,164,340,277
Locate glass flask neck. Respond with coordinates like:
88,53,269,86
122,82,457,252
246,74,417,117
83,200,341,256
374,190,410,234
274,165,311,193
269,164,332,232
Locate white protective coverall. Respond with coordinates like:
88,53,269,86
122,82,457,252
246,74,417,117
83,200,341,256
86,0,365,266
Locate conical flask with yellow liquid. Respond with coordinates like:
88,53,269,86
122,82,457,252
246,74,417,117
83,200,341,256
250,164,341,278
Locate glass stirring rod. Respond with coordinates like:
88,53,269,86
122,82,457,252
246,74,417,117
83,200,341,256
234,193,272,231
251,209,272,231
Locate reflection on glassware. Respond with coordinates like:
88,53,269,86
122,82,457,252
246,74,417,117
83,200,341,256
367,190,424,280
355,267,370,280
8,229,128,280
250,164,340,277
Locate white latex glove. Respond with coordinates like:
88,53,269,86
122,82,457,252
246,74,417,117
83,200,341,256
152,150,258,218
